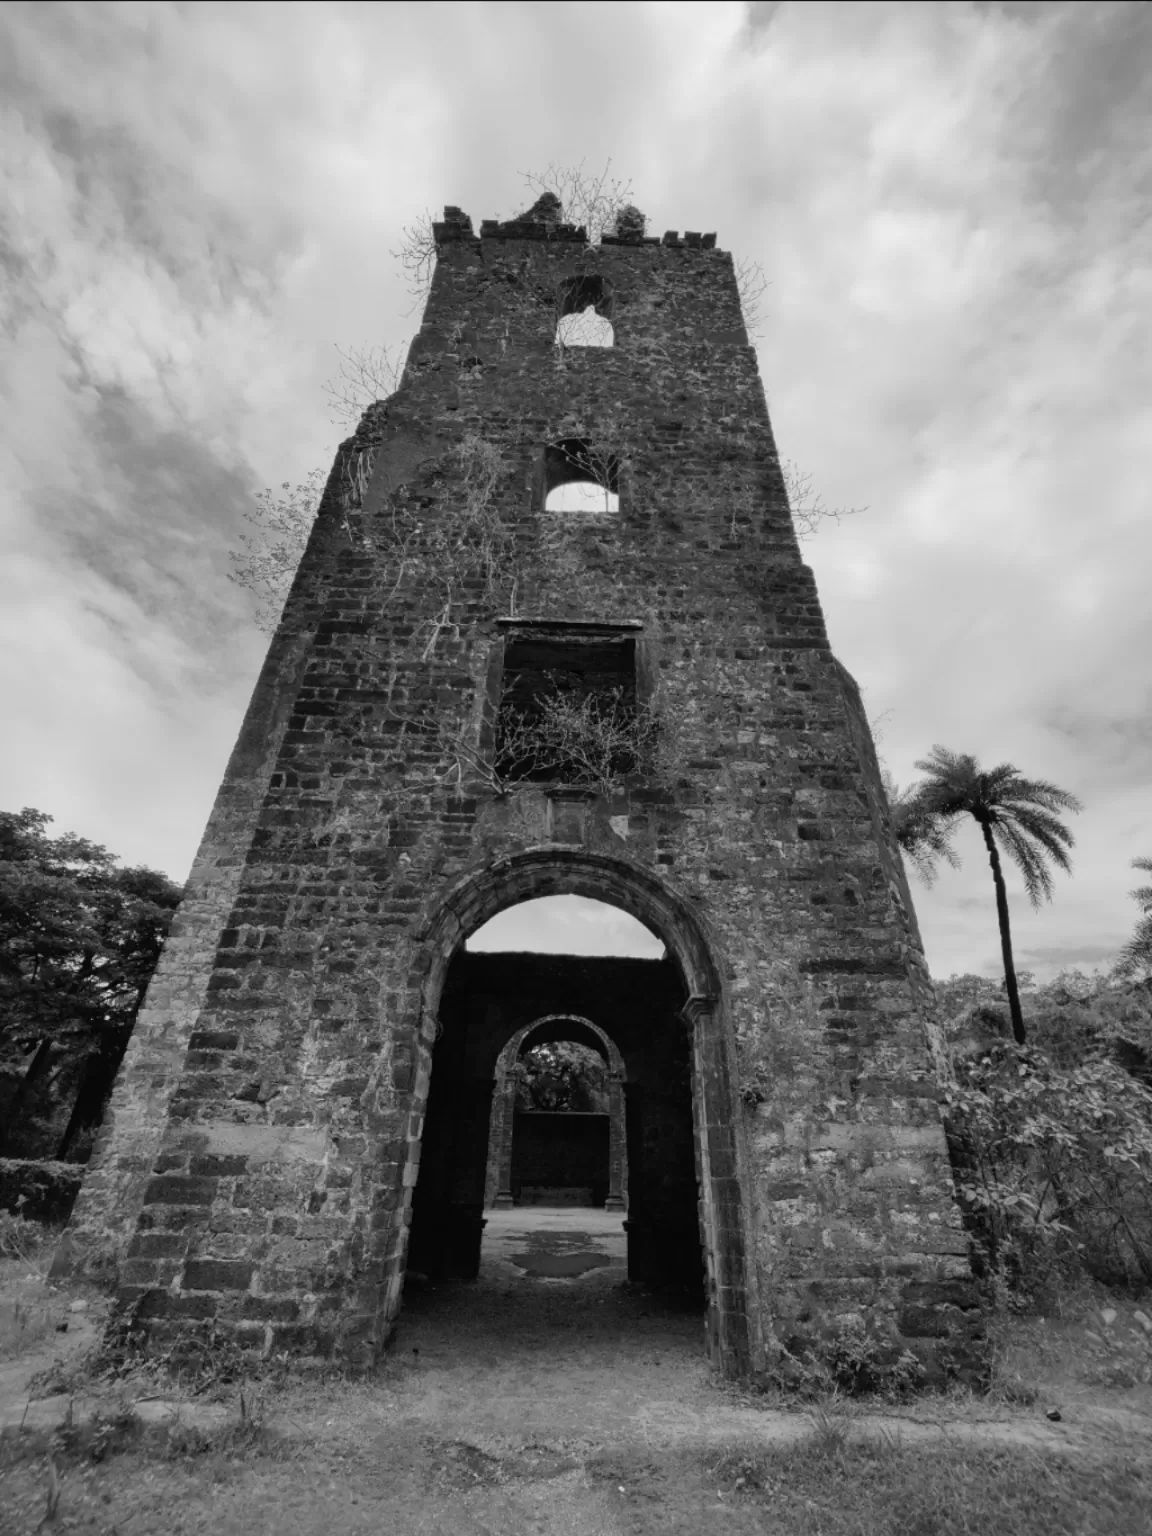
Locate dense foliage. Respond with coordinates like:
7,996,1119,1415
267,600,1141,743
937,970,1152,1296
0,808,182,1159
515,1041,609,1113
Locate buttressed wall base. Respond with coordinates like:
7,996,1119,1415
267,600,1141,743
56,196,982,1386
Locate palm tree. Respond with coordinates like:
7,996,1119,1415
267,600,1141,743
909,747,1083,1045
1115,857,1152,980
882,769,962,888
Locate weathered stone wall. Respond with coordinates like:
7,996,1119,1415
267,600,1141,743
50,411,389,1277
56,203,978,1382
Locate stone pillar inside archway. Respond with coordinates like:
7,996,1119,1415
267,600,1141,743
491,1065,519,1210
605,1071,626,1212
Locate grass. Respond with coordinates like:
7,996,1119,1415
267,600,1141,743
0,1262,67,1366
2,1405,1148,1536
691,1437,1152,1535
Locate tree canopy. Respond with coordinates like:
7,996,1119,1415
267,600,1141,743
0,807,182,1156
515,1041,609,1114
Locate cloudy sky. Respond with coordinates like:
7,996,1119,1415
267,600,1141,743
2,0,1149,981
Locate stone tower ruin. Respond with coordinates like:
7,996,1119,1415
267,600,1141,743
57,196,979,1382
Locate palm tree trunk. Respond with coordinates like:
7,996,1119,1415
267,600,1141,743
978,817,1027,1045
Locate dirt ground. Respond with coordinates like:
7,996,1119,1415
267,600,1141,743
2,1209,1151,1535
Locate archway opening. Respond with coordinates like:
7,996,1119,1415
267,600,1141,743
542,438,620,514
486,1028,624,1212
405,889,707,1315
556,306,614,348
555,273,614,349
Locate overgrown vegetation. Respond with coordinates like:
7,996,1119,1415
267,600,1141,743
494,683,682,799
946,1046,1152,1291
762,1316,931,1400
934,968,1152,1304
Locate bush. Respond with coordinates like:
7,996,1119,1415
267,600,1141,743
0,1158,83,1223
0,1205,48,1260
943,1044,1152,1294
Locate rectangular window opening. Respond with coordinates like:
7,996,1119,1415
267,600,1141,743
493,623,647,787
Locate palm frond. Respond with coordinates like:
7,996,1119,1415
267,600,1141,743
977,762,1021,799
912,746,982,816
885,776,962,887
995,775,1083,817
999,805,1075,872
994,819,1056,907
1129,856,1152,912
1115,912,1152,978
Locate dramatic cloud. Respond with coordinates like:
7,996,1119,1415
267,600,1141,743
2,1,1148,979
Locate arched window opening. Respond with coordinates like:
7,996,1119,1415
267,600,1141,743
467,894,664,957
556,306,614,348
546,479,618,512
555,274,614,350
543,437,619,514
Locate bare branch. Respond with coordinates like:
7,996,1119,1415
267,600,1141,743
779,458,867,540
495,683,687,801
390,209,437,310
517,159,636,245
227,470,326,634
323,344,403,429
734,257,769,339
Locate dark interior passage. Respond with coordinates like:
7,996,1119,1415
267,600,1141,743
406,951,705,1305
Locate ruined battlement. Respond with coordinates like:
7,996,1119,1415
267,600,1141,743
433,202,719,250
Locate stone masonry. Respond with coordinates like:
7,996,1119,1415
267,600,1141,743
55,195,979,1383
